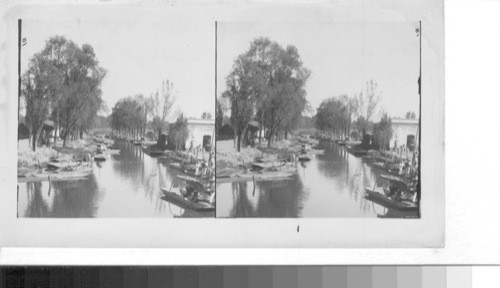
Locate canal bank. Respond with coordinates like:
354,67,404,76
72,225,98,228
17,141,214,218
216,140,416,218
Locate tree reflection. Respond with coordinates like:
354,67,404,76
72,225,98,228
24,182,50,217
228,175,305,218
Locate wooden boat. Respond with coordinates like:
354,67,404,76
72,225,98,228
345,140,361,146
216,171,295,183
93,154,108,161
167,162,183,170
300,144,311,151
372,161,387,170
252,161,286,170
18,170,92,183
107,149,121,155
144,146,165,157
364,188,418,211
46,161,81,170
160,189,215,212
216,167,241,178
49,155,73,163
298,154,312,161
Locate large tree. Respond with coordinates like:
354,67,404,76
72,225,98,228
150,79,176,137
22,53,52,151
315,96,350,137
223,38,310,150
56,43,106,146
355,79,381,137
110,97,143,137
167,114,189,151
22,36,106,149
223,55,260,152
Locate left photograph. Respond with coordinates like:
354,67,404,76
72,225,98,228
16,20,216,218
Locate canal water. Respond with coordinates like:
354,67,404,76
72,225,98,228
17,141,215,218
216,141,410,218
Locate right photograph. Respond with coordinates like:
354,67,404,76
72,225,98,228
215,22,421,218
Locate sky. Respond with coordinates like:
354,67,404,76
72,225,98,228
217,22,421,120
21,19,215,121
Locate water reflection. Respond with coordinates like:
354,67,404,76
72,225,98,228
216,141,400,218
18,141,214,218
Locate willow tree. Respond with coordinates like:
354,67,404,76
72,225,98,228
22,53,52,151
223,37,310,150
223,55,258,152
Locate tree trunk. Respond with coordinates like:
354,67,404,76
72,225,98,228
31,132,37,152
54,110,59,146
236,132,242,152
258,112,264,145
267,130,274,148
80,128,84,139
63,132,68,148
284,129,288,140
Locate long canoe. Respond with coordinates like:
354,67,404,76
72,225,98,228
160,189,215,212
364,188,418,211
216,171,295,183
252,161,286,170
298,154,313,161
18,172,91,183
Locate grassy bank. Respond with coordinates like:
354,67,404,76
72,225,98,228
18,138,96,171
215,135,310,171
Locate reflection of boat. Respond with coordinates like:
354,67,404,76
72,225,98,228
376,208,419,218
142,145,166,157
364,189,418,211
346,145,368,156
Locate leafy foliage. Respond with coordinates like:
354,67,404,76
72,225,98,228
373,113,393,150
22,35,106,150
167,114,189,151
222,37,310,150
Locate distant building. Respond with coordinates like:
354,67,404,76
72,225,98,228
390,118,419,150
186,118,215,151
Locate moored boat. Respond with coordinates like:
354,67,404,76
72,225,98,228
298,154,313,161
216,170,296,183
94,154,108,161
160,190,215,212
364,188,418,211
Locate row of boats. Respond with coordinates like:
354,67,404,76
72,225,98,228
334,140,420,213
216,138,325,183
17,136,120,183
115,137,216,212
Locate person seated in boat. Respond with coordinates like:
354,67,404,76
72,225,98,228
200,161,208,177
386,184,402,201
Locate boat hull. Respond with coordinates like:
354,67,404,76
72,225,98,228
364,188,418,211
160,189,215,211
